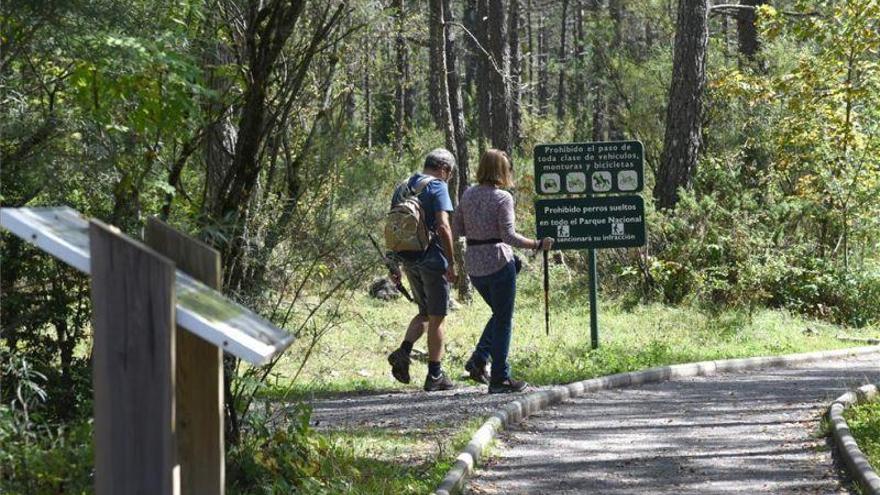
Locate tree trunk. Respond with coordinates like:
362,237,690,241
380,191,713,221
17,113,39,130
444,0,468,190
556,0,569,121
394,0,410,156
526,0,535,110
344,64,357,122
590,0,608,142
202,39,236,210
463,0,478,131
429,4,445,131
443,0,472,300
488,0,512,155
654,0,709,210
644,16,655,54
213,0,345,296
537,13,550,115
509,0,522,151
609,0,624,48
429,0,458,160
363,45,373,150
737,0,766,60
591,72,608,141
608,0,625,139
476,0,493,150
573,0,589,138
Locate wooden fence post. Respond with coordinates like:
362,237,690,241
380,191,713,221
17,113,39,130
145,217,225,495
90,220,177,495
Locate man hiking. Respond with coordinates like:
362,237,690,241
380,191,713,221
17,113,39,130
386,148,458,392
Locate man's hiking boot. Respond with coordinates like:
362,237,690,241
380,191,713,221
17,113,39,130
488,378,528,394
423,372,455,392
387,348,411,384
464,358,490,384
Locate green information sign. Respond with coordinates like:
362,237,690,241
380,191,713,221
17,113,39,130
535,196,646,250
534,140,644,195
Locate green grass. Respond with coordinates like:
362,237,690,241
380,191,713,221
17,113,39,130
271,264,870,397
844,399,880,473
225,414,484,495
318,418,484,494
251,264,877,494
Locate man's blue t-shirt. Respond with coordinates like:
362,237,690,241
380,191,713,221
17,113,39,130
391,173,454,268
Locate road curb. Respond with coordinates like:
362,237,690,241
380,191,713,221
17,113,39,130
828,383,880,494
432,345,880,495
837,335,880,345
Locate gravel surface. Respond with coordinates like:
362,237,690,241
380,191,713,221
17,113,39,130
465,354,880,495
309,381,531,434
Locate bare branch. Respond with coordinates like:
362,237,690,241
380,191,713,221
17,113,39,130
709,4,820,18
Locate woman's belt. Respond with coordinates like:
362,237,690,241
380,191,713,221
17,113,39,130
466,238,503,246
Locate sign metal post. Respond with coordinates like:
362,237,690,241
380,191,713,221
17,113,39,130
588,248,599,349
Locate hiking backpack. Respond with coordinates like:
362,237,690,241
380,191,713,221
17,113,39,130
385,175,435,253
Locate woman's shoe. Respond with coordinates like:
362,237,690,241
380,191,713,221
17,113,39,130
464,358,490,384
488,378,528,394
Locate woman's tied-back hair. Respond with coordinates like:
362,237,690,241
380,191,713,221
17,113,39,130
476,149,514,188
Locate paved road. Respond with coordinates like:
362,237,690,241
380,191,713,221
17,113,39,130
466,354,880,494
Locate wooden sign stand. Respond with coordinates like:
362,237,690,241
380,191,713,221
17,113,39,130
146,217,225,495
0,206,295,494
90,219,178,494
89,218,225,495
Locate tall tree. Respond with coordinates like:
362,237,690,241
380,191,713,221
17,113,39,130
362,42,373,149
509,0,523,150
393,0,411,155
736,0,766,60
429,0,457,161
428,1,445,130
607,0,626,139
590,0,609,141
526,0,535,109
487,0,512,155
654,0,709,210
443,0,469,199
536,12,550,115
441,0,471,298
202,18,236,211
572,0,589,138
476,0,493,149
463,0,478,133
556,0,570,121
212,1,346,230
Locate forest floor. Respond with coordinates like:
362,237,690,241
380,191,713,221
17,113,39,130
263,267,880,493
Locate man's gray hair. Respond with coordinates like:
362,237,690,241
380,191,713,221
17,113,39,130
424,148,456,172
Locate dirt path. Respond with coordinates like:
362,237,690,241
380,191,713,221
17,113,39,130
466,354,879,495
309,383,522,433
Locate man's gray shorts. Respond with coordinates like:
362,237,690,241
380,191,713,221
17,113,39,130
403,263,449,317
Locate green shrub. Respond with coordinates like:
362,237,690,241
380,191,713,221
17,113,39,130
762,256,880,328
228,404,355,494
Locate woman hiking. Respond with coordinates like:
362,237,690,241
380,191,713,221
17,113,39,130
452,149,554,393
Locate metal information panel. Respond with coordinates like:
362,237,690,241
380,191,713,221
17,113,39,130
535,196,646,250
0,206,294,365
534,140,644,195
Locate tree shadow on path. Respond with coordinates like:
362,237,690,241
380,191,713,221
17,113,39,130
467,356,879,494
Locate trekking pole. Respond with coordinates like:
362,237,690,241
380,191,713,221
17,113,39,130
368,233,414,302
543,248,550,336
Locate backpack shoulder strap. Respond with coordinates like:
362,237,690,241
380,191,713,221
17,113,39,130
412,175,435,194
